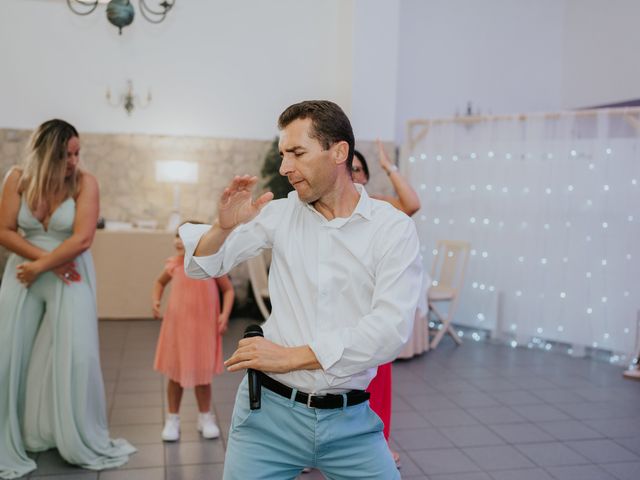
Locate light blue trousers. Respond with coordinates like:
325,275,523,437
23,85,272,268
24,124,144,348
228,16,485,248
223,376,399,480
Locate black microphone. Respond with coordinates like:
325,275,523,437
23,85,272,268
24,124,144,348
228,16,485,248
243,324,263,410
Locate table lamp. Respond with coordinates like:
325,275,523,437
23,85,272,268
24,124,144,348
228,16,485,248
155,160,199,231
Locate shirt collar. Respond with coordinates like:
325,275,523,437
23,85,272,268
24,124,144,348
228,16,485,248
293,183,373,224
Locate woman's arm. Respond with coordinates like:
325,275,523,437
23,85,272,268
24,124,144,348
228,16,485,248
377,140,421,216
216,274,235,335
16,172,99,284
0,167,49,260
151,270,172,319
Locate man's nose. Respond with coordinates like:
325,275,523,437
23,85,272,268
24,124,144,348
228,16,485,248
279,157,292,176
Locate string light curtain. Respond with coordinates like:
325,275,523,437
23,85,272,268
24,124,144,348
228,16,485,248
402,108,640,358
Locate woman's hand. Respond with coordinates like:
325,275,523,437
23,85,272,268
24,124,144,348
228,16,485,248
53,261,81,285
16,261,43,287
376,139,394,173
152,300,162,319
218,313,229,335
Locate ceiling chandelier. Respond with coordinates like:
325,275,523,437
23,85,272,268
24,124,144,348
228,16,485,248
66,0,175,35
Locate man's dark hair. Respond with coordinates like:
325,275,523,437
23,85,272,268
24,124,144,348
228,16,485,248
353,150,370,181
278,100,355,171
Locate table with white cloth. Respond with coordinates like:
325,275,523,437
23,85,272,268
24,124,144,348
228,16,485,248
91,229,175,319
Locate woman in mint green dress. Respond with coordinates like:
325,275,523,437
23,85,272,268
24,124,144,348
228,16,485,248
0,119,135,478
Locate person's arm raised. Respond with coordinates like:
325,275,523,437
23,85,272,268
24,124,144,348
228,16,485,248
376,139,421,216
194,175,273,256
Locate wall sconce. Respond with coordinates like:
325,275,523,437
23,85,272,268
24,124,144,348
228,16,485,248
155,160,199,231
106,79,151,115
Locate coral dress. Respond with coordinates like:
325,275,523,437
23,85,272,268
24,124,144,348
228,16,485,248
154,256,224,388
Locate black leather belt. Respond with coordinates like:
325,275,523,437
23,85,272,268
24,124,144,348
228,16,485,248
258,371,370,409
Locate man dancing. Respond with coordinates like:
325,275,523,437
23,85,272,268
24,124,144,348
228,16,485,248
180,100,422,479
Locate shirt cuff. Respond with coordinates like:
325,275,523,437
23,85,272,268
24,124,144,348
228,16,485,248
179,222,223,278
308,333,345,372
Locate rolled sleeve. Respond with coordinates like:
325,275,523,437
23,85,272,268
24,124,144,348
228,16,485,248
179,200,283,279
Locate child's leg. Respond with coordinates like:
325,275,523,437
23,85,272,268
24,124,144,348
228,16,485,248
194,383,212,413
195,383,219,438
167,379,184,414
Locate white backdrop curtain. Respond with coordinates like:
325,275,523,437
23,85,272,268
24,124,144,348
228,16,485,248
402,108,640,358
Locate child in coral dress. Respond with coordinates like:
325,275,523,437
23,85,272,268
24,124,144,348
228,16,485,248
152,225,234,441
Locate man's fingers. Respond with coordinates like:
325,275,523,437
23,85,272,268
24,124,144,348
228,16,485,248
254,191,274,211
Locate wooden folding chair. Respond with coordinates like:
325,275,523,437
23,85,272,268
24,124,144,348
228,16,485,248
246,250,271,322
428,240,471,349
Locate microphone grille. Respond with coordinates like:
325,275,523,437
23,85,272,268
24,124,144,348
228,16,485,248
244,324,264,337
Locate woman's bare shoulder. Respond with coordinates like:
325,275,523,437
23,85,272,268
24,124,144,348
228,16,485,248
75,170,99,195
3,166,24,190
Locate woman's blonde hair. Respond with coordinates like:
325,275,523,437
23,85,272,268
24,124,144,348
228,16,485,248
21,119,80,212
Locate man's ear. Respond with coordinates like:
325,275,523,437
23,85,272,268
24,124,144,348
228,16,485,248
333,141,349,166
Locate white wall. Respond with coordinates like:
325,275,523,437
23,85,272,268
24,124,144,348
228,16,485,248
562,0,640,108
395,0,565,141
350,0,400,142
3,1,637,143
0,0,354,139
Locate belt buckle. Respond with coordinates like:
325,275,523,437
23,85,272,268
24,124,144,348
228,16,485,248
306,392,316,408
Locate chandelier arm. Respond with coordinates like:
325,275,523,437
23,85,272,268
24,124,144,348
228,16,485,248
139,0,174,17
66,0,100,16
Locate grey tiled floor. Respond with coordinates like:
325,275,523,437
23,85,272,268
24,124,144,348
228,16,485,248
25,318,640,479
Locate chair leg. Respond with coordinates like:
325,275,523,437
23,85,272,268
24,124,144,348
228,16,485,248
429,304,462,348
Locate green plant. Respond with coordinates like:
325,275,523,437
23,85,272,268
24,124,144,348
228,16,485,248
261,137,293,199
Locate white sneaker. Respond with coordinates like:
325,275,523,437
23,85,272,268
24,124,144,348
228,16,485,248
197,412,220,439
161,414,180,442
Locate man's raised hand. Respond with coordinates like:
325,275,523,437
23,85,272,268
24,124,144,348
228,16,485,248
218,175,274,230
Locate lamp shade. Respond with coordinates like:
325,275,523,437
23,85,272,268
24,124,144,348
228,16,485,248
155,160,199,184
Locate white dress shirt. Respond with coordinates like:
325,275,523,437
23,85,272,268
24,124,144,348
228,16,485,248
180,184,423,394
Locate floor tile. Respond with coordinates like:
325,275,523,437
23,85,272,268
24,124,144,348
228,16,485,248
165,463,226,480
585,419,640,438
546,464,619,479
515,442,589,467
462,445,535,470
391,410,431,429
31,474,97,480
512,405,571,422
600,461,640,480
613,436,640,456
439,425,505,447
99,468,165,480
393,428,453,450
164,440,226,465
537,420,604,441
31,450,87,476
489,423,555,444
563,439,639,463
430,472,492,480
426,408,480,427
116,443,165,470
407,448,480,475
489,468,554,480
466,406,526,425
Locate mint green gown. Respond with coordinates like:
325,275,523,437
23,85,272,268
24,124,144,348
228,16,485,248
0,198,135,479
